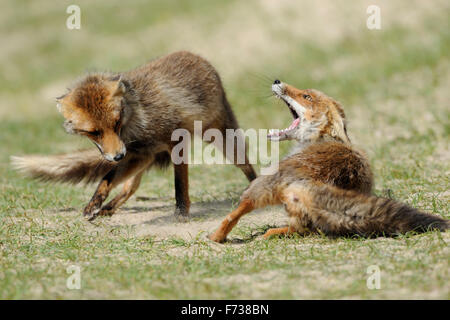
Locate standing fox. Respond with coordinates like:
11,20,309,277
12,51,256,221
209,80,449,242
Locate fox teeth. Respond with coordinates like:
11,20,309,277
269,129,283,136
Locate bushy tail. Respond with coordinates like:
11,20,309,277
11,149,116,185
286,182,449,236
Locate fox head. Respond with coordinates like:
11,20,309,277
268,80,350,145
56,74,129,162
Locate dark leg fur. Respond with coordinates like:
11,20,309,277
83,156,150,221
83,169,116,221
220,96,257,182
174,162,191,221
97,170,144,217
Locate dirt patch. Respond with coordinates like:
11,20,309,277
102,198,286,241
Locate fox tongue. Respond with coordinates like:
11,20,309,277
288,118,300,130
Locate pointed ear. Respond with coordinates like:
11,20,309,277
56,90,70,113
329,100,350,144
107,75,126,96
109,74,121,81
56,93,67,101
331,117,350,144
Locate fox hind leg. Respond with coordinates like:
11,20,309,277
214,96,257,182
263,227,292,239
209,174,282,242
174,162,191,221
223,126,257,182
204,125,256,182
263,218,310,239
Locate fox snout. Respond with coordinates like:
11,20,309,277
102,144,126,162
272,79,285,95
106,148,126,162
93,133,127,162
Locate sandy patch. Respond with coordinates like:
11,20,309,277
102,198,286,241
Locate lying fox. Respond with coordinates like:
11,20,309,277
209,80,449,242
12,51,256,221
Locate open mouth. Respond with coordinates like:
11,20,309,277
268,92,301,139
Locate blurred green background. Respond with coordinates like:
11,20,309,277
2,0,449,209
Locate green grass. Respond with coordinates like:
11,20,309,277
0,0,449,299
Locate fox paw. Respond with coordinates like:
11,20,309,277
208,232,226,243
83,208,101,221
174,207,190,222
98,207,116,217
174,213,190,223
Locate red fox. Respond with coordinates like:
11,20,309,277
209,80,449,242
12,51,256,221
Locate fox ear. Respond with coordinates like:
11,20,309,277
56,93,67,101
331,117,350,144
56,90,71,113
107,75,126,96
109,74,121,81
56,88,72,101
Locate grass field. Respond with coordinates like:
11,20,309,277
0,0,449,299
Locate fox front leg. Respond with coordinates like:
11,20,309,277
83,169,116,221
83,157,151,221
208,199,255,242
97,170,144,217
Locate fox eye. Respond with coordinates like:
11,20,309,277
303,94,312,102
114,119,121,132
114,109,124,131
89,130,101,137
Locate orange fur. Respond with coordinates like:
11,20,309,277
209,81,448,242
12,51,257,221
